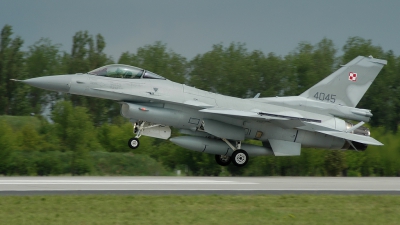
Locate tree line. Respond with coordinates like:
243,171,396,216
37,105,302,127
0,24,399,176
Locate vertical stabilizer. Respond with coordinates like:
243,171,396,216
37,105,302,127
300,56,386,107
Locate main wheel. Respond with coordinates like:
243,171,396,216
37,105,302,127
128,138,140,149
215,155,231,166
232,149,249,167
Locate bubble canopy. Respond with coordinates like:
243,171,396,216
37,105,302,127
88,64,166,80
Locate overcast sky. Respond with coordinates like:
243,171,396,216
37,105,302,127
1,0,399,61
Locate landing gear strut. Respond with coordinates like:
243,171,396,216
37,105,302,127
217,139,249,167
128,121,144,149
128,121,165,149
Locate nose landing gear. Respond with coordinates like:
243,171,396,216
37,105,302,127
128,121,144,149
128,121,168,149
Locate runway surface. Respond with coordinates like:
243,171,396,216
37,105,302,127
0,176,399,195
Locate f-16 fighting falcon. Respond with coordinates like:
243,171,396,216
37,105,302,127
13,56,386,167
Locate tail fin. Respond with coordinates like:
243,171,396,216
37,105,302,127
300,56,387,107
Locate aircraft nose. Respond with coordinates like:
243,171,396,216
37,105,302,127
19,75,72,93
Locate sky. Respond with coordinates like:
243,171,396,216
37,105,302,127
1,0,400,61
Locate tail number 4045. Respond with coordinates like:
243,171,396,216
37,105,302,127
314,92,336,103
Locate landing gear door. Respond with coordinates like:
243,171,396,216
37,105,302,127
141,124,171,139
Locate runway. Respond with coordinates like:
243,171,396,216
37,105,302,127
0,176,399,195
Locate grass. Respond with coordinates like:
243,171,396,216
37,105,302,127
0,195,399,225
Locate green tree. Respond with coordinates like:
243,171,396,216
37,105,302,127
52,101,101,151
0,24,30,115
19,124,43,151
63,31,115,125
189,42,255,97
0,121,17,173
283,38,337,95
324,150,346,176
98,123,133,152
25,38,64,114
250,52,285,98
52,101,103,174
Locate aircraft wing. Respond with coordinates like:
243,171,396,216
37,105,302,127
95,88,382,146
200,107,383,146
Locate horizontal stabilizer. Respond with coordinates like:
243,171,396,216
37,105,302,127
319,131,383,146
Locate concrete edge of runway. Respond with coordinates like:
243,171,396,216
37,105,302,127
2,190,400,196
2,177,400,195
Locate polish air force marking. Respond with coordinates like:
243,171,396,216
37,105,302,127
349,72,357,81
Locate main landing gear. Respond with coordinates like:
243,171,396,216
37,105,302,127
215,155,231,166
231,149,249,167
215,139,249,167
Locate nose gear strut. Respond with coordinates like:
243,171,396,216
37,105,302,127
128,121,164,149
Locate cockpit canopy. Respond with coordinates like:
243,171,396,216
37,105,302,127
88,64,166,80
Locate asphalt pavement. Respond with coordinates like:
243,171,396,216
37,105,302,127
0,176,399,195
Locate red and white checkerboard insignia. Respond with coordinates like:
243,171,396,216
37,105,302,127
349,72,357,81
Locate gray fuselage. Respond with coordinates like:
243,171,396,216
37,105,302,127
68,73,347,150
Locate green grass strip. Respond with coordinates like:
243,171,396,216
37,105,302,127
0,195,399,224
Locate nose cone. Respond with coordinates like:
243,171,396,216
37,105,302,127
21,75,72,93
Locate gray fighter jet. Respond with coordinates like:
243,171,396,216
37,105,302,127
13,56,386,167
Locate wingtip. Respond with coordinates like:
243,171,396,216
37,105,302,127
10,79,22,82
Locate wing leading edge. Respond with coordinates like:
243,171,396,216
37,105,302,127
199,108,320,122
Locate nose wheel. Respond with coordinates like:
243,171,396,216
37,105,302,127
128,138,140,149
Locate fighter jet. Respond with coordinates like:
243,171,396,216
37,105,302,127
13,56,386,167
